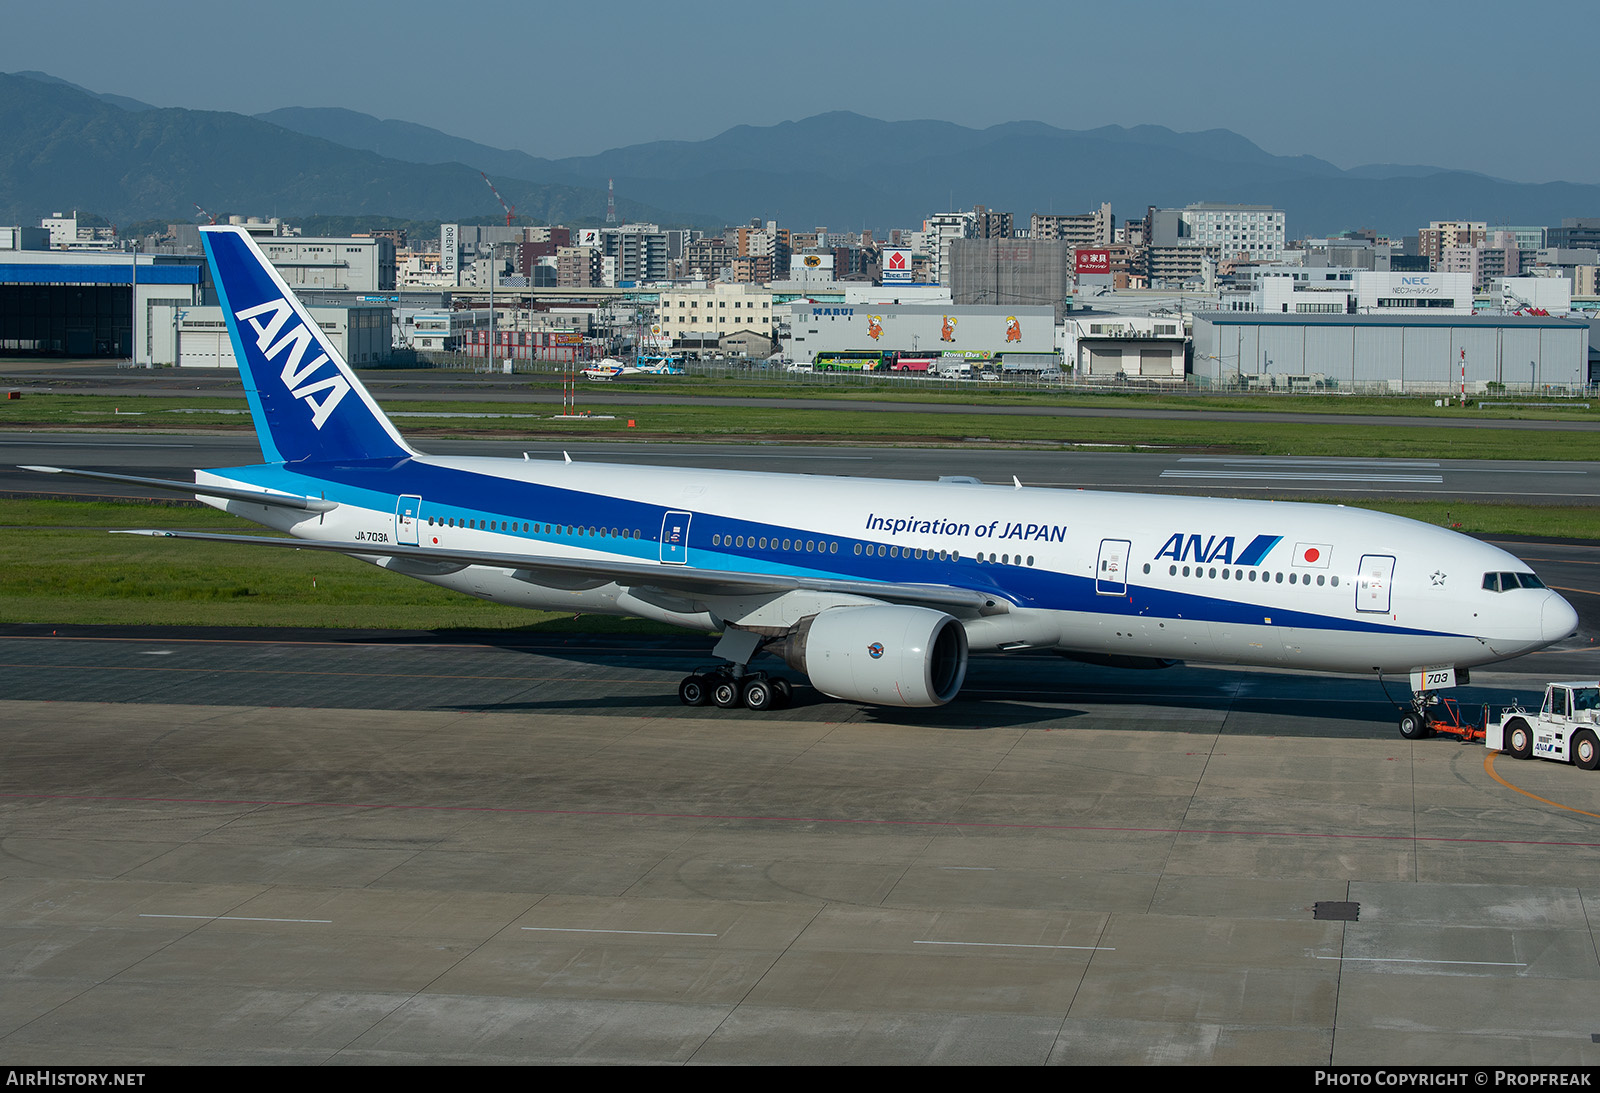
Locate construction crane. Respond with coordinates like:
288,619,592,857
480,172,515,227
193,203,217,225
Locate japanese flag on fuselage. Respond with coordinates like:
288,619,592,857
1294,542,1332,568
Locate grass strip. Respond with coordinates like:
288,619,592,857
3,393,1597,460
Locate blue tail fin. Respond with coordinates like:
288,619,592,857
201,226,412,465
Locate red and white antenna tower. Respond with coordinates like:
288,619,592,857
606,178,617,224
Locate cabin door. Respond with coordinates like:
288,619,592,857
659,511,692,565
395,495,422,546
1096,539,1132,595
1356,554,1395,613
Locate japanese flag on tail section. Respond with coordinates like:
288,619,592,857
1294,542,1332,568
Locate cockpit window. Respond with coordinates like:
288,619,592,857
1483,571,1545,592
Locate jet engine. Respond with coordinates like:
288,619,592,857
779,605,968,707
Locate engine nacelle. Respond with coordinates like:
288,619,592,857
780,605,968,707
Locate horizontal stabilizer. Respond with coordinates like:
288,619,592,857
21,466,338,511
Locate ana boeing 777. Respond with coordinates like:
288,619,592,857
24,226,1580,720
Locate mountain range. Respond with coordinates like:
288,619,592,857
3,70,1596,238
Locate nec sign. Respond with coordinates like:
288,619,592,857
234,298,351,429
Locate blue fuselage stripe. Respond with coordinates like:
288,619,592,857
213,460,1458,640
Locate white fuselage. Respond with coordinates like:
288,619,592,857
199,454,1578,678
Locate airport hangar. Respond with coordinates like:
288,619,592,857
0,247,395,367
1192,312,1594,392
0,251,202,358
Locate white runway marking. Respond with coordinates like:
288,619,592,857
914,940,1115,951
0,440,196,447
522,926,719,937
1161,470,1445,483
1315,955,1526,967
140,914,332,923
1177,457,1441,467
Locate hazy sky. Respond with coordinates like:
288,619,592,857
3,0,1590,183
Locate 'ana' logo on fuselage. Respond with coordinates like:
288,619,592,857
1154,533,1282,566
234,298,350,429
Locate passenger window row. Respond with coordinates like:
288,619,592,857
707,535,1038,567
713,533,838,554
1148,562,1340,587
427,516,645,540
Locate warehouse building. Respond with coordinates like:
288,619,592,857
783,303,1055,367
1193,313,1591,393
1062,313,1188,382
256,236,395,292
161,304,392,368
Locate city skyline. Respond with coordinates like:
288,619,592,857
1,0,1593,185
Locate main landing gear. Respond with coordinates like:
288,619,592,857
676,627,794,712
678,669,793,711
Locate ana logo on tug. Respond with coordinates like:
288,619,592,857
234,298,350,429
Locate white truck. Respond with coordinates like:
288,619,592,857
1485,681,1600,770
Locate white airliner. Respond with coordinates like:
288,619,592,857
24,226,1580,719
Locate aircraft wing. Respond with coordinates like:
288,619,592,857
117,529,1006,612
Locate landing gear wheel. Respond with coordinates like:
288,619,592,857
1505,718,1534,760
1398,712,1429,739
679,675,709,707
743,679,773,711
1574,729,1600,771
771,678,793,708
712,676,741,709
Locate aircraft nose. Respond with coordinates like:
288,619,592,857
1543,592,1580,643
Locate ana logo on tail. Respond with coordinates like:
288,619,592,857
234,298,350,429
